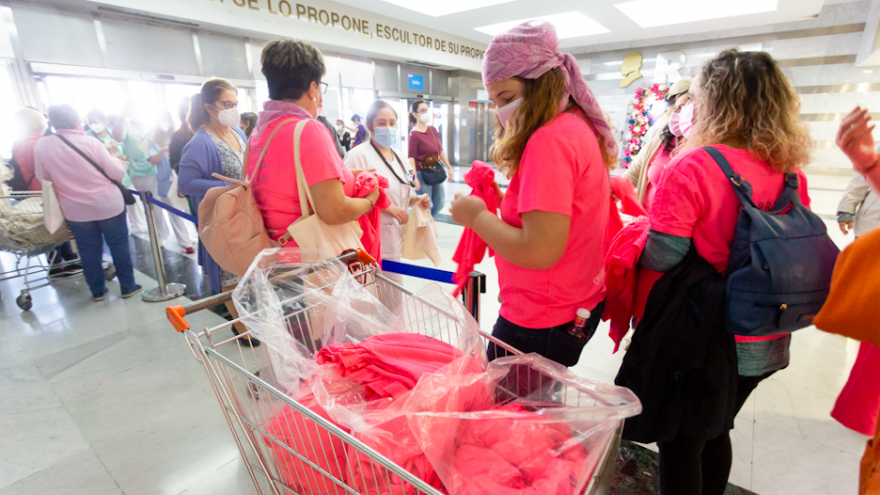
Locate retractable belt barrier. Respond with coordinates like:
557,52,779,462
130,189,485,321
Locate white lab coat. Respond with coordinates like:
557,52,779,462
343,142,416,262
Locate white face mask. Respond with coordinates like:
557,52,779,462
90,123,105,134
496,97,524,129
419,112,432,125
213,106,240,128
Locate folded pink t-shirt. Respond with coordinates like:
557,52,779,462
248,116,354,245
650,144,811,343
496,110,609,328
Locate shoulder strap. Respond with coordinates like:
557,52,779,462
246,118,298,184
768,172,802,213
429,126,441,155
56,134,113,182
370,139,413,186
701,146,758,209
292,120,314,218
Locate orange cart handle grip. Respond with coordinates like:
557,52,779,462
166,305,190,332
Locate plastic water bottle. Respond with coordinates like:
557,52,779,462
566,308,591,342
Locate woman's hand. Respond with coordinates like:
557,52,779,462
386,206,409,225
351,168,377,176
416,194,431,209
366,188,381,208
837,107,878,172
451,194,487,228
413,177,421,191
839,221,854,235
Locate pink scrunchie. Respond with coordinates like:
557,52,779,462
482,21,618,161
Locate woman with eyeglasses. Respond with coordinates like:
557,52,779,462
178,78,257,346
247,39,379,250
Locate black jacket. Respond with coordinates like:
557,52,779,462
615,250,738,443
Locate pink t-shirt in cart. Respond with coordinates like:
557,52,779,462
248,116,355,245
496,110,609,329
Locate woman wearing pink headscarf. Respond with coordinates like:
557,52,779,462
450,21,618,367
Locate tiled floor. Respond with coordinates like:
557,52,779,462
0,170,869,494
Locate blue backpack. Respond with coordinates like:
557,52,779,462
702,146,840,337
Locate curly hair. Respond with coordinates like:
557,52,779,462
683,50,811,173
491,68,615,175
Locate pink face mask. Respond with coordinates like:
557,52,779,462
669,111,683,137
678,102,695,139
496,97,524,128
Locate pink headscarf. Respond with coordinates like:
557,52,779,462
482,21,618,160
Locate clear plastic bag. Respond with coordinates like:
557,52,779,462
403,353,643,495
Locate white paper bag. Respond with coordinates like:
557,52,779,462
41,179,64,233
402,202,441,266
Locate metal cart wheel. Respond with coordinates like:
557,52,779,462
104,264,116,281
16,291,32,311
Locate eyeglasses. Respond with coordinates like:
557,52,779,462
319,82,329,94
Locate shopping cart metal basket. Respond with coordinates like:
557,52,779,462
165,250,623,495
0,193,115,310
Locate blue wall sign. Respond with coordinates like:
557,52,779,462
407,74,424,90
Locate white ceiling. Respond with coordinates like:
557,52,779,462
328,0,835,49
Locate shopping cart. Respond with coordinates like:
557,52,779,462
0,193,115,310
165,250,624,495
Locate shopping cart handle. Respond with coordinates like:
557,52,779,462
166,305,190,332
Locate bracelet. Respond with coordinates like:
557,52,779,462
365,196,375,211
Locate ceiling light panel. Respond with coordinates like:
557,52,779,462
375,0,516,17
615,0,779,28
475,12,611,40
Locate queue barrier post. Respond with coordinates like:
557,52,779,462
139,190,186,302
461,271,486,325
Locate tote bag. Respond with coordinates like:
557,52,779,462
41,179,64,233
286,120,364,263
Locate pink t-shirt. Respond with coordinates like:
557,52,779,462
496,110,610,328
248,116,355,245
651,144,811,273
644,147,673,212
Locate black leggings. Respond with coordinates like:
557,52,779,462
657,372,774,495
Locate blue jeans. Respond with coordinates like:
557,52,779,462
416,171,446,218
66,210,137,297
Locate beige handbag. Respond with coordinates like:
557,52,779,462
402,200,441,266
41,179,65,234
287,120,364,263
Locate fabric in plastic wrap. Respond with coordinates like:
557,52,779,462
404,354,642,495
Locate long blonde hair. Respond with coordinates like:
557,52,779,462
491,68,615,175
684,50,811,173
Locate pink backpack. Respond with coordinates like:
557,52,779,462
198,120,294,277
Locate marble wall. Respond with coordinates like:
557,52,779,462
579,1,879,174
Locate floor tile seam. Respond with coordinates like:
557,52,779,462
36,334,137,382
86,444,126,494
749,395,757,491
0,447,94,492
752,420,864,457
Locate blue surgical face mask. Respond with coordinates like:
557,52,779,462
372,126,397,148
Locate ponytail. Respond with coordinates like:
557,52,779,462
409,99,426,128
189,78,236,131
